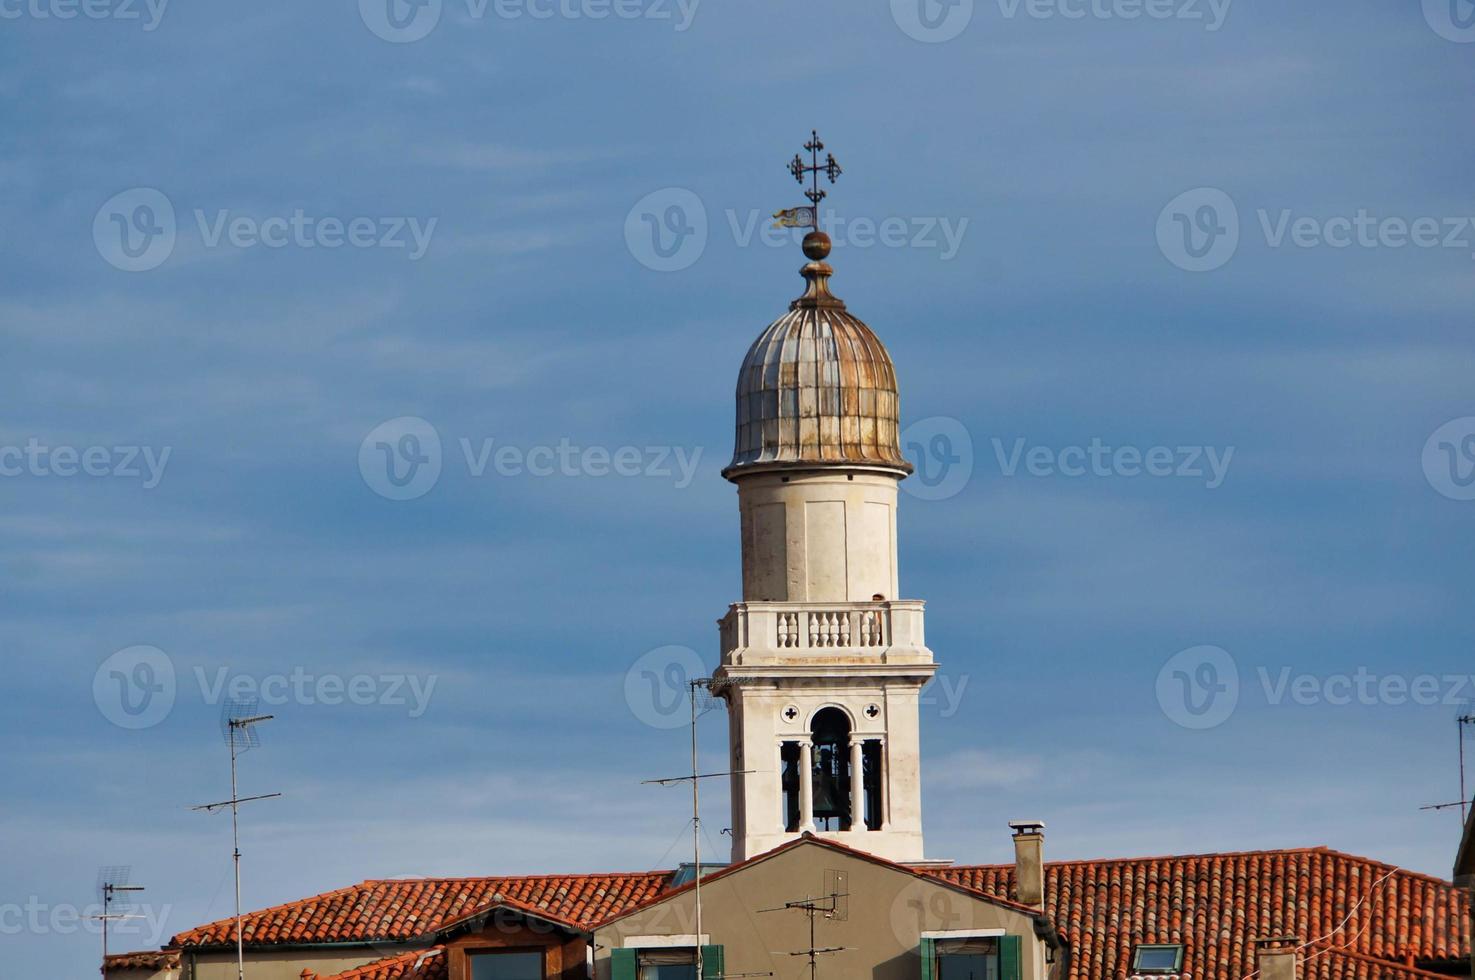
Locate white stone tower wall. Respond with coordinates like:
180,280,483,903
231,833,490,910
737,470,901,603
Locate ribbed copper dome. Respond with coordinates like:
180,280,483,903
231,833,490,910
723,256,912,480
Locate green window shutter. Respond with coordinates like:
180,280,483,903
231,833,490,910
1000,935,1022,980
700,945,724,980
611,948,638,980
920,937,936,980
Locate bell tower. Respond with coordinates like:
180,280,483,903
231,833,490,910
712,147,936,864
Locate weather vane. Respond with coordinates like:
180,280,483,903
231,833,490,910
774,130,842,231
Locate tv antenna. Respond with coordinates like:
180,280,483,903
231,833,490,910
643,679,752,980
760,890,850,980
1417,713,1475,822
93,867,146,969
1460,713,1474,822
192,700,281,980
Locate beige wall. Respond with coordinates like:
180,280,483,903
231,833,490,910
185,946,396,980
107,968,178,980
175,916,583,980
594,842,1050,980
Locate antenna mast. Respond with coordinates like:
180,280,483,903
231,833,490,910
760,891,850,980
1460,714,1474,823
691,682,702,979
643,680,752,980
93,868,146,973
193,702,281,980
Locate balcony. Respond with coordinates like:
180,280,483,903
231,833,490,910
717,600,930,666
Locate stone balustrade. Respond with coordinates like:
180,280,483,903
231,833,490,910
718,600,928,663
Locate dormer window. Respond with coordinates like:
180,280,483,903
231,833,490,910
470,949,543,980
1131,944,1185,975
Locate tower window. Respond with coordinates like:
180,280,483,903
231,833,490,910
810,707,852,830
862,739,883,830
780,741,801,833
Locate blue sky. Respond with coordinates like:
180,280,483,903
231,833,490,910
4,0,1475,976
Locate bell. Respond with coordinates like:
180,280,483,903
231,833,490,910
811,752,846,820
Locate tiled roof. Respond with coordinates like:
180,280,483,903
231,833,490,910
308,947,447,980
1319,948,1458,980
162,844,1469,980
102,949,181,973
929,847,1468,980
168,872,672,947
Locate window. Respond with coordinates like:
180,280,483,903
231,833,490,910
637,948,697,980
936,937,1000,980
611,946,723,980
861,739,883,830
1131,945,1185,974
781,741,801,832
470,950,543,980
922,935,1019,980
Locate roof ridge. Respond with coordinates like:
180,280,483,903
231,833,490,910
1308,849,1460,888
945,846,1459,887
595,834,1044,931
362,870,675,884
947,845,1339,870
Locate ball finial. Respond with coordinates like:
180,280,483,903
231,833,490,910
802,230,832,261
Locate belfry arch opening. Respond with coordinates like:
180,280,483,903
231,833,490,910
779,708,884,834
810,708,851,831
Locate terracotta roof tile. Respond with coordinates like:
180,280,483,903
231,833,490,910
1319,948,1458,980
102,949,181,973
162,845,1469,980
169,872,672,948
312,947,448,980
928,847,1468,980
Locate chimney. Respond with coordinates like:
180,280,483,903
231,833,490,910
1254,937,1299,980
1009,820,1046,909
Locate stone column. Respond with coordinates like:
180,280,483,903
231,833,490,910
799,740,816,832
876,738,889,831
849,739,865,830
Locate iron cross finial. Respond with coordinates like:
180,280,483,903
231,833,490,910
788,129,842,209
